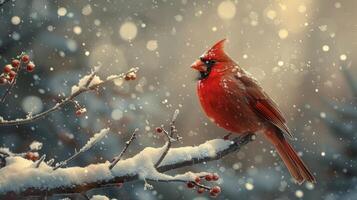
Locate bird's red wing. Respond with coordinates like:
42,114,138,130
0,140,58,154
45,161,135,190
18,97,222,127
239,76,293,138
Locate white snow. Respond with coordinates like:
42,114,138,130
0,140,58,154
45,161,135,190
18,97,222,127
0,147,13,156
29,141,43,151
71,74,103,94
0,138,232,194
81,128,109,152
90,195,110,200
54,128,110,169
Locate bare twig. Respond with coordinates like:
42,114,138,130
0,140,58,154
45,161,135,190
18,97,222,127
154,109,180,168
33,155,46,168
109,128,138,170
53,128,110,170
0,67,138,126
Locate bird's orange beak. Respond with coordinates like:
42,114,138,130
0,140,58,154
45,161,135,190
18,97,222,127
190,59,207,72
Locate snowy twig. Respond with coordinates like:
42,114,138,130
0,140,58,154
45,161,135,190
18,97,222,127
154,109,180,168
0,134,255,197
83,66,101,88
0,67,138,126
33,155,46,168
147,177,211,191
53,128,110,170
109,128,138,170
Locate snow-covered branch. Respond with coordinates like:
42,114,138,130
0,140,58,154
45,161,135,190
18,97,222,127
0,134,255,198
0,67,138,127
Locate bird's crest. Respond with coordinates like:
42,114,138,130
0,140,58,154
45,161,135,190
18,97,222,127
202,39,230,61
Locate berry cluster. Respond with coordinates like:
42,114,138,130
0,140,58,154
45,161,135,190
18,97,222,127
186,174,221,197
25,152,39,161
0,54,35,85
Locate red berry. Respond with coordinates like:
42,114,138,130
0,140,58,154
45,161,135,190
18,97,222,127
11,59,20,68
25,152,39,161
26,62,35,72
186,182,195,188
75,110,81,116
75,108,87,116
212,173,219,181
194,177,201,183
3,64,12,73
21,55,30,63
155,127,163,133
124,75,131,81
197,188,205,194
9,70,16,78
205,174,213,181
210,191,218,197
116,181,124,188
210,186,221,194
0,77,8,85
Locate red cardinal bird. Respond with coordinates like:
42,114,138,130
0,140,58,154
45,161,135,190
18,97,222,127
191,39,316,184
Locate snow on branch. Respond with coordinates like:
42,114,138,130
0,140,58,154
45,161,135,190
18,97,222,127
0,67,139,127
53,128,110,170
0,134,255,198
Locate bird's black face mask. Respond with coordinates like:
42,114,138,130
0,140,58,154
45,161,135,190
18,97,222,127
197,58,216,80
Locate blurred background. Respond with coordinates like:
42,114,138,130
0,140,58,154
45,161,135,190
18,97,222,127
0,0,356,199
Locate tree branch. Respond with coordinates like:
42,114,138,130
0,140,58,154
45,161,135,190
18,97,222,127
0,67,138,127
109,128,138,170
154,109,180,168
0,134,255,198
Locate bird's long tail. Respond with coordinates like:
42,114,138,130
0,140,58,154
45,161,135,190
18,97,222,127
264,128,316,184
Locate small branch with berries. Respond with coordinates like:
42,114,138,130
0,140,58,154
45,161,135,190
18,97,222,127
0,54,35,102
154,109,181,168
148,173,221,196
0,65,138,126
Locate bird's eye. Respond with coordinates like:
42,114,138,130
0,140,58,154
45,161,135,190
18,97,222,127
205,60,216,65
200,57,216,67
